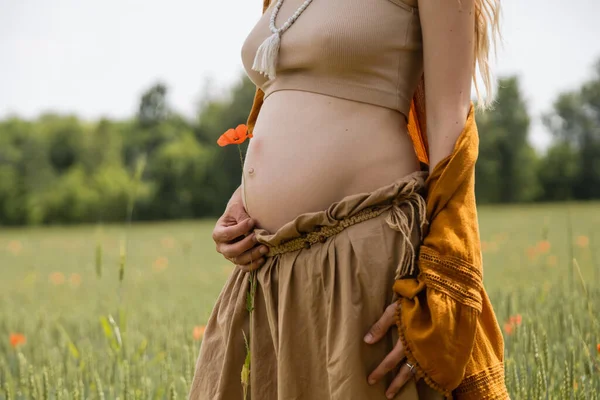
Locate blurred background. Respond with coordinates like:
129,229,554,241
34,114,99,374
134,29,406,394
1,0,600,224
1,1,600,399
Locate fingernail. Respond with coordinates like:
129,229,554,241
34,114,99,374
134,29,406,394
386,393,395,399
364,333,373,343
368,378,376,385
260,246,269,255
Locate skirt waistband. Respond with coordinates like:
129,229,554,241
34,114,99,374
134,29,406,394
265,206,388,257
255,170,429,270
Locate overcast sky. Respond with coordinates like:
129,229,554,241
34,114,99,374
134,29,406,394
1,0,599,150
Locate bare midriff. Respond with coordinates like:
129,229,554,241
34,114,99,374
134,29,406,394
242,90,419,233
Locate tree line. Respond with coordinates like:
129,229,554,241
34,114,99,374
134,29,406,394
1,61,599,225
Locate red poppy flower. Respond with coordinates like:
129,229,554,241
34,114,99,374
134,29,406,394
536,240,551,253
10,333,26,348
217,124,253,147
509,314,522,326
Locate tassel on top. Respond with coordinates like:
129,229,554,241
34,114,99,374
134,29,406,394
252,0,316,80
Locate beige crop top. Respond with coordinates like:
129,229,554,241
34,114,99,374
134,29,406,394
241,0,424,118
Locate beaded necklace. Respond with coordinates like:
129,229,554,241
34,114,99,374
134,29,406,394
252,0,315,80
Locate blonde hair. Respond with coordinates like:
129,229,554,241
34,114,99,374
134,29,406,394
473,0,502,109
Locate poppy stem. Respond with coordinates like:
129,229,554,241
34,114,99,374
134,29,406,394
237,145,249,215
238,142,255,399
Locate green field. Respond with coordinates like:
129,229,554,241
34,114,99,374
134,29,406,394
1,202,599,399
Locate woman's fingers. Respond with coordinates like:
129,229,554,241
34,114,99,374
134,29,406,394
385,362,416,399
234,243,270,268
219,232,258,259
217,231,269,272
213,217,254,243
366,302,410,396
364,302,396,344
367,338,406,386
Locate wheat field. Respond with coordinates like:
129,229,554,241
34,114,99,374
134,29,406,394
1,202,599,399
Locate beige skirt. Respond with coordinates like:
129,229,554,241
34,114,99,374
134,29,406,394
189,171,443,400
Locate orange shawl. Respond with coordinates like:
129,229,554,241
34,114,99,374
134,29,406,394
246,2,508,398
394,99,508,399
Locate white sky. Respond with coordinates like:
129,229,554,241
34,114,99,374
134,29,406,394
1,0,599,150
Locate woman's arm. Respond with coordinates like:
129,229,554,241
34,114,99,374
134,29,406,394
420,0,475,172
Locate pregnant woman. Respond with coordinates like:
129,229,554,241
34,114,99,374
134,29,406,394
190,0,507,398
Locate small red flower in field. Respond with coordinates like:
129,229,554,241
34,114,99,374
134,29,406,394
576,235,589,248
509,314,522,326
10,333,26,348
193,325,206,341
597,343,600,353
7,240,22,255
153,256,169,272
536,240,551,254
217,124,252,147
49,272,65,285
503,314,522,337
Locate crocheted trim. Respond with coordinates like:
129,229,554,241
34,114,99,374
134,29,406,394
419,247,482,286
267,180,426,259
419,247,483,311
394,299,454,400
266,206,387,257
453,363,509,400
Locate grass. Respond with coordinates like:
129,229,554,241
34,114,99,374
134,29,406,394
0,202,599,399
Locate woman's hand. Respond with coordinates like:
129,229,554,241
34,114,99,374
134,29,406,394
213,186,269,272
365,302,416,399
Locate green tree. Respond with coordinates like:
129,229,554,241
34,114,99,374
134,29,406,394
144,132,214,219
536,143,579,201
137,83,170,128
476,76,539,203
81,118,124,173
38,114,85,173
125,83,184,168
542,60,600,200
0,117,32,224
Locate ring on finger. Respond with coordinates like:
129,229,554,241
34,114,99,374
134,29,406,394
405,362,416,375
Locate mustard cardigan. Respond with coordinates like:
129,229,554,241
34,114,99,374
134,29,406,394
245,2,508,398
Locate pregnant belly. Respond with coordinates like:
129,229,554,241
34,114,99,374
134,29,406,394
242,91,419,233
